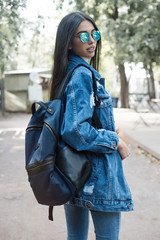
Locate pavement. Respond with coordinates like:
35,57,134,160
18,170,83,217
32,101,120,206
0,109,160,240
0,108,160,160
113,108,160,160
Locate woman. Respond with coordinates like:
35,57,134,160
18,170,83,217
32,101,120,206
50,11,134,240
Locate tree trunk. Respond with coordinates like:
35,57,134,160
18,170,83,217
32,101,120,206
118,63,129,108
148,63,156,99
0,65,5,115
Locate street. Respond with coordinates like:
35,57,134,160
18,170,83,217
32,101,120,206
0,113,160,240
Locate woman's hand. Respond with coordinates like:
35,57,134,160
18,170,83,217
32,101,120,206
116,127,120,135
116,127,130,160
117,138,130,160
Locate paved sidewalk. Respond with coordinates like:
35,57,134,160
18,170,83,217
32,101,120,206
113,108,160,160
0,108,160,160
0,112,31,130
0,111,160,240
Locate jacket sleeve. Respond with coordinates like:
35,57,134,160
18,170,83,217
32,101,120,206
61,67,119,154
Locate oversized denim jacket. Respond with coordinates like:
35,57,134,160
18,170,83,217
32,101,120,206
59,53,134,212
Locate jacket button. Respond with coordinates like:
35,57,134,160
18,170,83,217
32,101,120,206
87,202,91,208
127,205,130,209
114,143,116,148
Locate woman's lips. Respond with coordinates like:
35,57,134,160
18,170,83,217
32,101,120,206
87,46,95,52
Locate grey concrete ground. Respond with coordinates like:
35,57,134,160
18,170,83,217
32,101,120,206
114,108,160,160
0,111,160,240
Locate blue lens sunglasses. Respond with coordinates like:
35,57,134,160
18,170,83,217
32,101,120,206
75,30,101,43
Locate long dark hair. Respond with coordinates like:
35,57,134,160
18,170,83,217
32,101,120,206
50,11,101,100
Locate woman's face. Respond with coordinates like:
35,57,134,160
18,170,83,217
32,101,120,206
70,20,98,61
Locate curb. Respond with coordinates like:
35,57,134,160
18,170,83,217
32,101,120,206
119,129,160,160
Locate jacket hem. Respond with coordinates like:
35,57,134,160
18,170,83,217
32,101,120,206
65,197,134,212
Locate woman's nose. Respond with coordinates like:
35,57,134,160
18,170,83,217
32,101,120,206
88,34,95,44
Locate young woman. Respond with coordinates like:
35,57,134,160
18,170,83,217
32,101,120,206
50,11,134,240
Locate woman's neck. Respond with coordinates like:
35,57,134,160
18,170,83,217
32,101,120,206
81,57,90,63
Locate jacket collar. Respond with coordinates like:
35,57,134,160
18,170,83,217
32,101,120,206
68,53,101,80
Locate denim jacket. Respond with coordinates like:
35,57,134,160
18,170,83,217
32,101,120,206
59,53,134,212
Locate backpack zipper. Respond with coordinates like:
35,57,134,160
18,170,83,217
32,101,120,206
26,126,42,132
26,158,55,176
26,123,57,140
44,121,57,140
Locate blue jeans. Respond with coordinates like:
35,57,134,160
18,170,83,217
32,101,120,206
64,204,121,240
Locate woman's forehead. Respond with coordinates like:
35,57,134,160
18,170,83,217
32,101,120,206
75,20,95,34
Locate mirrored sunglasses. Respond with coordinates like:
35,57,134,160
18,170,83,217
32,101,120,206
76,30,101,43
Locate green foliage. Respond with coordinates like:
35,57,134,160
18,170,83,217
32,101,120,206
26,15,46,68
16,11,64,70
104,0,160,67
54,0,160,104
55,0,160,68
0,0,26,77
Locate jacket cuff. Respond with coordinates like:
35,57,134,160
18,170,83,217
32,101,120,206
110,132,119,151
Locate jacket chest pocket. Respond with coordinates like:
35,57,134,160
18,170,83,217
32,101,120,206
95,91,114,130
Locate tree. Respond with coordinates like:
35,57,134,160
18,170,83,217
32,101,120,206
0,0,26,114
102,0,130,107
129,0,160,99
27,15,46,68
0,0,26,78
105,0,160,100
54,0,130,107
55,0,160,105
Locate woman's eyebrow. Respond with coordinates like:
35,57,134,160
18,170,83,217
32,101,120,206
76,29,96,35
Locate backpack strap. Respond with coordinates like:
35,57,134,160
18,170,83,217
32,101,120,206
92,108,103,129
54,63,97,99
32,64,102,130
31,101,55,115
48,64,103,221
55,63,103,129
49,206,54,221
